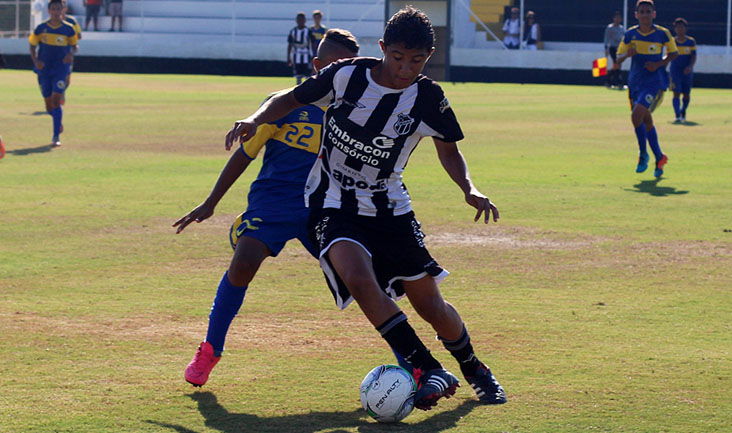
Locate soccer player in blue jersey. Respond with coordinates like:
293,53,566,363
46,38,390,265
613,0,678,178
29,0,78,147
61,0,81,106
670,18,696,123
226,7,506,410
175,29,360,388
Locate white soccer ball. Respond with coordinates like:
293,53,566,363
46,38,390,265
360,364,416,423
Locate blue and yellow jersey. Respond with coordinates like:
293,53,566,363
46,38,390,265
29,19,78,68
618,25,678,90
64,15,82,41
240,102,324,212
670,36,696,72
311,25,327,42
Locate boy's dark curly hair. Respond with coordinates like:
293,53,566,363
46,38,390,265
383,6,434,51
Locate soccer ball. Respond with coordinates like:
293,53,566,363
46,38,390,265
359,364,416,423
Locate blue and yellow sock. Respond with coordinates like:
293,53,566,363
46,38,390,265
672,98,681,118
646,127,663,160
50,106,62,137
206,271,247,356
634,125,648,156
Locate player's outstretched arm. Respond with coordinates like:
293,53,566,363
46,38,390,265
225,90,303,150
434,138,499,224
173,150,251,233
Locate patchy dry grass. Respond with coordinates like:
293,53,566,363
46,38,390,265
1,71,731,433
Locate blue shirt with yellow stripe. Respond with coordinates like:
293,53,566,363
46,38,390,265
240,102,323,212
670,36,696,72
29,19,78,71
618,25,678,91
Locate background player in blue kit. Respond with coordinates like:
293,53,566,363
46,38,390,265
613,0,677,178
29,0,78,147
174,29,360,387
61,0,81,106
670,18,696,123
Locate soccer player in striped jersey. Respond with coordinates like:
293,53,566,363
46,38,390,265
613,0,678,178
226,7,507,409
176,29,360,388
288,12,316,85
29,0,78,147
670,18,696,123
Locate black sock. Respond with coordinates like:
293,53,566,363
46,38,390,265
377,312,442,372
441,326,482,377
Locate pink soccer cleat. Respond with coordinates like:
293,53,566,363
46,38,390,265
185,341,221,387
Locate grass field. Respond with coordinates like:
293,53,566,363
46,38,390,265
1,69,731,433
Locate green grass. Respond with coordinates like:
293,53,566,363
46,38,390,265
1,69,731,432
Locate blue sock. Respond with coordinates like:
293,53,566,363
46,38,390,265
646,127,663,160
50,106,62,137
682,97,690,115
634,125,648,156
672,98,681,118
206,272,247,356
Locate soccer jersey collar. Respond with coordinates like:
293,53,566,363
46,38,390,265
637,25,656,37
367,63,415,94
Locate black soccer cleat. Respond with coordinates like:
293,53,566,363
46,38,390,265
414,369,460,410
464,363,507,404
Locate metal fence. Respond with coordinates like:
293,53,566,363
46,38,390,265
0,0,31,37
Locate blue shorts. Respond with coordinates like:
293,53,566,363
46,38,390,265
670,70,693,95
229,208,318,258
36,65,69,98
628,86,664,113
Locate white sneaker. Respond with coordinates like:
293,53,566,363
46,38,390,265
51,136,61,147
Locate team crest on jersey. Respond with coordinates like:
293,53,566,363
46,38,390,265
56,36,65,45
439,97,451,113
648,44,660,54
393,113,414,136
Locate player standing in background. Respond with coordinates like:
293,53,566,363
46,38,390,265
604,10,625,88
311,10,327,55
83,0,101,31
613,0,677,178
670,18,696,123
226,7,507,410
287,12,315,85
176,30,360,388
29,0,78,147
61,0,81,106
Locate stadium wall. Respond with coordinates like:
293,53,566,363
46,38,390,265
2,38,731,88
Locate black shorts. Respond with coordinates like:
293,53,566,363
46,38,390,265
86,4,100,18
309,208,448,309
293,63,312,78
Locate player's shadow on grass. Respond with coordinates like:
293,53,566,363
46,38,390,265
670,120,701,126
146,391,480,433
5,144,55,156
627,179,689,197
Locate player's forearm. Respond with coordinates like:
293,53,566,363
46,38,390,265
435,140,475,196
205,150,251,207
29,46,37,62
690,54,697,68
661,52,678,66
251,91,303,127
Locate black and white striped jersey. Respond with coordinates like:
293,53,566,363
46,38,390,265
287,26,315,65
293,57,464,217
